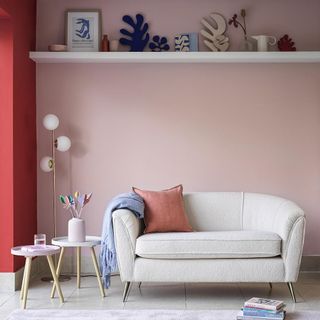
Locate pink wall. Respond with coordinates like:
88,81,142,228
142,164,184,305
37,0,320,52
37,0,320,254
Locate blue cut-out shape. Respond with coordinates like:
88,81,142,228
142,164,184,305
149,35,170,52
76,18,91,39
120,14,150,52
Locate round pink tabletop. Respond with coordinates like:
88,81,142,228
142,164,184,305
52,236,101,247
11,245,60,257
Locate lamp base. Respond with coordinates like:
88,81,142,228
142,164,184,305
41,275,71,282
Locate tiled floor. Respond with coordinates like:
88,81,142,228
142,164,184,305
1,273,320,318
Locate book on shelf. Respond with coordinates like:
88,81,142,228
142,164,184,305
244,297,284,311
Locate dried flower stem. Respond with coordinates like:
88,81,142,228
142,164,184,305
241,10,247,36
229,9,248,37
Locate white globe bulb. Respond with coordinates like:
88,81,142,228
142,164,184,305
43,114,59,131
55,136,71,152
40,156,54,172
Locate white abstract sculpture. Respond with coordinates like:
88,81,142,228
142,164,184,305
201,13,229,52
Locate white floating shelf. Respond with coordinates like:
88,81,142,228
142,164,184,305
29,51,320,64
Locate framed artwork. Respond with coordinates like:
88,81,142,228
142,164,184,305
66,10,101,52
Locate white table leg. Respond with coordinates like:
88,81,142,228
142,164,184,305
90,247,105,298
51,246,65,298
22,257,32,309
77,247,81,289
47,255,64,303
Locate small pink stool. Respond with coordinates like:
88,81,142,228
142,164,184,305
11,245,64,309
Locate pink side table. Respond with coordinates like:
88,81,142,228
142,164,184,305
11,245,64,309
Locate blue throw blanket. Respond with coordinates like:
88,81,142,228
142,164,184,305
99,192,144,288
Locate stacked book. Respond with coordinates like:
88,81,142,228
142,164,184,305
237,297,285,319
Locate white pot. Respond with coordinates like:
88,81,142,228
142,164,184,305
68,218,86,242
251,35,277,52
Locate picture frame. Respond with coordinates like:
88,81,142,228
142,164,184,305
65,9,102,52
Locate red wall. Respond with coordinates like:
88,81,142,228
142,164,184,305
0,0,37,272
0,12,14,272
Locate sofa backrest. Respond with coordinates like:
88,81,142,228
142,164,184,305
183,192,303,234
183,192,243,231
242,192,304,239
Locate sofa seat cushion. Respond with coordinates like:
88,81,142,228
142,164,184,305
135,230,281,259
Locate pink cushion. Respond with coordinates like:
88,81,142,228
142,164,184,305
133,185,193,233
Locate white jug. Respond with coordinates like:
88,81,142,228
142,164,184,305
251,35,277,52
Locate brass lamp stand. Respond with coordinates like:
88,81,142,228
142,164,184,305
40,114,71,282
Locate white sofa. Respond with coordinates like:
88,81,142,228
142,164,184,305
113,192,305,302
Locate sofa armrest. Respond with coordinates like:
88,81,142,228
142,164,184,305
243,194,306,281
283,216,306,282
113,209,144,282
268,200,305,281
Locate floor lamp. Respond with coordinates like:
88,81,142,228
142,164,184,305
40,114,71,282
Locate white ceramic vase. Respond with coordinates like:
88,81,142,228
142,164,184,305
109,39,119,52
251,35,277,51
68,218,86,242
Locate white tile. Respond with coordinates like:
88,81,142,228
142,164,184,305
299,272,320,284
1,273,320,314
294,284,320,310
239,282,311,311
0,293,14,306
0,273,16,293
62,291,124,310
186,283,244,309
62,275,124,309
0,306,19,320
125,283,186,309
